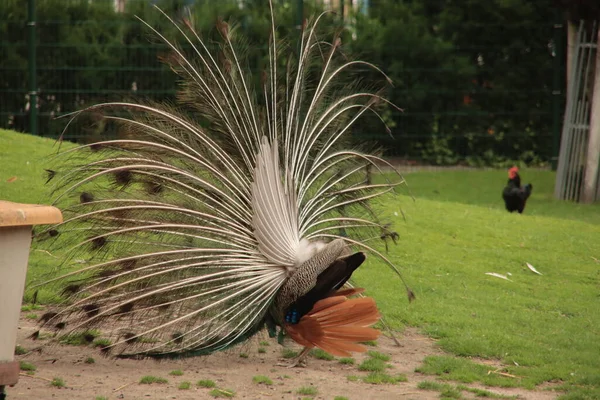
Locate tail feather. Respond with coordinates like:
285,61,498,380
309,296,347,314
285,290,381,357
323,326,380,339
312,338,372,356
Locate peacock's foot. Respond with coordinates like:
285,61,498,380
276,347,310,368
276,357,307,368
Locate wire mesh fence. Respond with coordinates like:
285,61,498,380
0,0,564,164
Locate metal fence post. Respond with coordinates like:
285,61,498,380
27,0,37,136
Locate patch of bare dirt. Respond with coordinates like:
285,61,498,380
7,315,561,399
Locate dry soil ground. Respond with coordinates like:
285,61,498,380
8,314,560,400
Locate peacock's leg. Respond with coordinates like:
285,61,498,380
277,347,311,368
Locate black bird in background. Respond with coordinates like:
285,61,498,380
502,167,533,214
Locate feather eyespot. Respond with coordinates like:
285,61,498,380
83,304,100,318
90,236,107,250
123,332,138,344
114,170,133,186
80,192,94,203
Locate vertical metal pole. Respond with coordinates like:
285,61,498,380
552,11,564,171
28,0,37,136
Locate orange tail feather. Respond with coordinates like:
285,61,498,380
333,287,365,297
285,288,380,357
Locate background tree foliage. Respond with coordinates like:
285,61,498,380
353,0,559,165
0,0,563,166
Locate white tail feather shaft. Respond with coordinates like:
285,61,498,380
252,137,300,267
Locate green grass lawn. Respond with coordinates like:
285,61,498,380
393,169,600,225
0,128,76,204
369,171,600,398
2,128,599,398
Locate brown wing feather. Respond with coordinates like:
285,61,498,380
333,287,365,297
285,289,380,357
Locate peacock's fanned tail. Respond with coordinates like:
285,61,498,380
33,1,408,358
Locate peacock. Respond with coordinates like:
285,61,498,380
32,2,412,367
